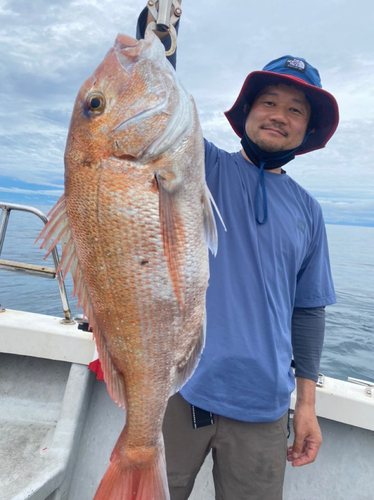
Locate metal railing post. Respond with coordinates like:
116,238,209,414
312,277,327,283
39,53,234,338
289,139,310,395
0,206,11,256
0,202,73,323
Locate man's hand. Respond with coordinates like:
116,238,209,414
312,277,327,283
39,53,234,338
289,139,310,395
287,377,322,467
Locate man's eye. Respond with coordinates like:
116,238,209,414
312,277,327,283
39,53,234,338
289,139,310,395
291,108,301,114
264,101,275,106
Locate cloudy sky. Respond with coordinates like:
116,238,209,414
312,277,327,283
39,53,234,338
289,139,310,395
0,0,373,226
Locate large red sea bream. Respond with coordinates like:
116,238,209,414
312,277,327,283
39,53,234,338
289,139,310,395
37,31,219,500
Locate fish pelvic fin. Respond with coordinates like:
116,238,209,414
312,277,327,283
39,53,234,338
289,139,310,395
171,312,206,395
93,434,170,500
202,184,226,257
156,171,185,309
36,195,127,408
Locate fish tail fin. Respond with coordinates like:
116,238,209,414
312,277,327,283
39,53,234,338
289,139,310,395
94,437,170,500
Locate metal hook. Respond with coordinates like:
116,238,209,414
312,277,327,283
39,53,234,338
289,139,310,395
146,21,177,56
146,0,181,56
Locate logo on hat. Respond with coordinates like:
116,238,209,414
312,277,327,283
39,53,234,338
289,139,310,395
285,58,307,72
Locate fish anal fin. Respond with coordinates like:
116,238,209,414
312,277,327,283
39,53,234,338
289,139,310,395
69,260,127,408
94,328,127,408
171,313,206,394
156,171,185,309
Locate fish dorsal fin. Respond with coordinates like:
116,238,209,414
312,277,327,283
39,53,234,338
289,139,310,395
156,171,185,309
35,195,127,408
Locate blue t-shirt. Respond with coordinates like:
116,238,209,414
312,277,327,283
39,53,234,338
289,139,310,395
180,140,336,422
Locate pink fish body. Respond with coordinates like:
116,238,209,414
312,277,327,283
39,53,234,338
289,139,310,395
37,31,218,500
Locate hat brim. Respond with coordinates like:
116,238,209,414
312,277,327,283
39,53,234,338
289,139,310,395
224,71,339,155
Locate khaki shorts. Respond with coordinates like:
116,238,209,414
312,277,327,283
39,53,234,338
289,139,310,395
162,392,288,500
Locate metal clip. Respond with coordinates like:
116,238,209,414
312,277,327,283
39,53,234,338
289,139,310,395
316,373,325,388
348,377,374,397
146,0,181,56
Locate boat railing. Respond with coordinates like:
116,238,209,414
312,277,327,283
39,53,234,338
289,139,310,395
0,201,73,323
348,377,374,397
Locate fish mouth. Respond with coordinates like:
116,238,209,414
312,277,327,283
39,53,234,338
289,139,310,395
114,34,144,71
114,33,147,73
115,33,141,50
114,31,160,71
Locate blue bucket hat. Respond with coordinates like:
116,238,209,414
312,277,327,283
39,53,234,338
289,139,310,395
225,55,339,155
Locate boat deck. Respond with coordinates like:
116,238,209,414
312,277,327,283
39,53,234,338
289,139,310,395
0,354,70,499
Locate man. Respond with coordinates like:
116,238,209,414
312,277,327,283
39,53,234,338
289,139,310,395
137,7,339,500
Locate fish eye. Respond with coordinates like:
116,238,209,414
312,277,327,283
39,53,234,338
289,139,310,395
86,92,106,114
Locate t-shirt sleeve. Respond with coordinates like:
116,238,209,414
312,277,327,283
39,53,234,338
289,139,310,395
295,205,336,308
204,139,220,178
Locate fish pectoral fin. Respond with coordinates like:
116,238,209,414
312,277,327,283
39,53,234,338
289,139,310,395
202,185,226,257
171,313,206,395
155,171,185,309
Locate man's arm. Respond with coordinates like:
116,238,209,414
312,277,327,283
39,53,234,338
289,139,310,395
287,377,322,467
288,306,325,466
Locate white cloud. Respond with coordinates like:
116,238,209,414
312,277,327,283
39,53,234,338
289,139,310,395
0,186,63,196
1,0,374,224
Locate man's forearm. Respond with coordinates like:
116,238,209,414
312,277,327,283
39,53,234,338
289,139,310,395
295,376,316,407
287,376,322,467
292,306,325,382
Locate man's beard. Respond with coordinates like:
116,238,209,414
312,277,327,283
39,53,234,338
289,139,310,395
254,125,290,153
253,138,285,153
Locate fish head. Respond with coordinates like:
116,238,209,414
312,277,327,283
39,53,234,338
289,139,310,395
65,31,185,169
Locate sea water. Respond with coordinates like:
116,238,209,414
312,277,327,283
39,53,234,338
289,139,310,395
0,205,373,383
320,224,374,382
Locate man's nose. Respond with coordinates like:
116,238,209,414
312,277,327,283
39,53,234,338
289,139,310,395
268,107,288,123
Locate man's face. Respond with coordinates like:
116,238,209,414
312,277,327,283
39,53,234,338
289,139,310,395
245,83,311,152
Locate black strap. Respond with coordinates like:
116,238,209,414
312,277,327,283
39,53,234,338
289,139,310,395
190,405,214,429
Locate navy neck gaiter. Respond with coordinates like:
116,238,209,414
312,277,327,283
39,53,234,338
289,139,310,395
240,131,296,171
241,128,310,224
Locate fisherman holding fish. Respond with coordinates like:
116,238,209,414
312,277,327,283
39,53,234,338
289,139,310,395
56,4,338,499
138,3,339,499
